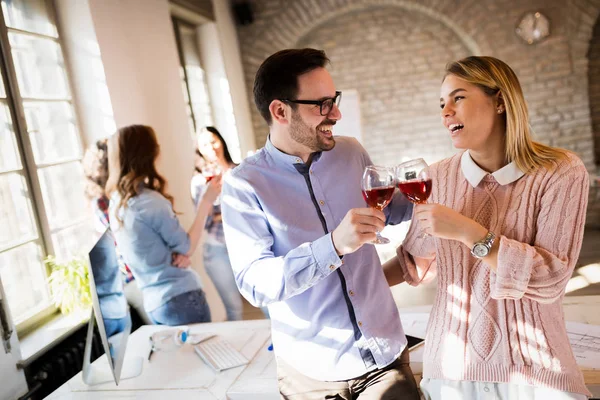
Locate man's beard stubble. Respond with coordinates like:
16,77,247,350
290,112,336,153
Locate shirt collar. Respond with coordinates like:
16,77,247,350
265,135,322,168
460,150,525,187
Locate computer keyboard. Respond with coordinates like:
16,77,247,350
194,337,249,372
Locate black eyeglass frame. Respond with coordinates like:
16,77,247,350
281,91,342,116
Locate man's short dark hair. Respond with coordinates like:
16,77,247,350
253,48,330,125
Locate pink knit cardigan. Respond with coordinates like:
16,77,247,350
397,151,591,396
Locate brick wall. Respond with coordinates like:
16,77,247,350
591,6,600,167
297,7,468,165
236,0,600,227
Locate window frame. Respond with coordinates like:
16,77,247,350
172,16,199,134
0,0,86,336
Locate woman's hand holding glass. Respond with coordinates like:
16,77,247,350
414,204,487,246
199,173,222,208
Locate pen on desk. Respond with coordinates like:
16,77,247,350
148,337,155,362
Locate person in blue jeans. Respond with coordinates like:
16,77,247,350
107,124,220,326
191,126,244,321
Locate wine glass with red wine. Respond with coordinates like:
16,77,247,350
395,158,432,237
202,163,221,183
361,165,396,245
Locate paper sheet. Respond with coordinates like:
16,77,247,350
566,321,600,369
400,313,429,340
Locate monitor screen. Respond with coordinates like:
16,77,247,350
83,228,140,385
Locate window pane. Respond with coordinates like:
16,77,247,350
1,0,57,37
0,172,37,251
0,241,49,323
37,162,87,230
187,65,213,128
9,32,69,99
52,221,96,262
24,101,81,165
0,102,21,173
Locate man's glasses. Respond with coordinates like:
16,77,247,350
282,91,342,116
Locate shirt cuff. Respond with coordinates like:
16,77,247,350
311,233,343,275
174,234,191,255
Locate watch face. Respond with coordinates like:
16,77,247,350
473,244,489,258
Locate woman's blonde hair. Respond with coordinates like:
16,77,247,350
106,124,174,223
445,56,568,173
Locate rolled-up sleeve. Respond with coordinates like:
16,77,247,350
139,197,191,256
396,208,437,286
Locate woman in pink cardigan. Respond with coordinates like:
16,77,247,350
384,56,591,399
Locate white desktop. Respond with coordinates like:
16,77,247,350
46,296,600,399
46,319,277,399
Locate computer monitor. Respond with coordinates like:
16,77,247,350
82,228,143,385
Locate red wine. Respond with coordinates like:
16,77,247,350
362,186,395,210
397,179,432,204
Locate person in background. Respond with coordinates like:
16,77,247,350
107,124,220,326
191,126,244,321
221,48,419,399
82,139,149,325
383,56,591,399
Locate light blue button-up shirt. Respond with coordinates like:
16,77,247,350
221,136,412,381
109,189,202,312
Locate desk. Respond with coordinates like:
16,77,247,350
46,319,277,399
47,296,600,399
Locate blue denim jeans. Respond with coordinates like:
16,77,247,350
103,314,131,337
148,289,211,325
203,243,243,321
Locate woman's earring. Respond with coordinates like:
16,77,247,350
497,108,503,114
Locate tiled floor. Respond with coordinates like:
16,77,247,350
241,228,600,319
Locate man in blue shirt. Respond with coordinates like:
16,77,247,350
221,48,420,399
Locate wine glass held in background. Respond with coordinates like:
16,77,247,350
202,163,222,183
361,165,396,245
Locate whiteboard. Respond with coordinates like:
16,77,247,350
333,89,363,144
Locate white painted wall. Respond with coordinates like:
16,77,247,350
58,0,225,321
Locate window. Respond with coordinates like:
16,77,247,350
172,17,213,136
0,0,88,333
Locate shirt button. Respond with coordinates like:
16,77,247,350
295,158,302,163
329,265,335,270
341,259,344,265
483,387,489,392
349,290,354,296
319,200,325,206
310,170,314,174
358,321,363,327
